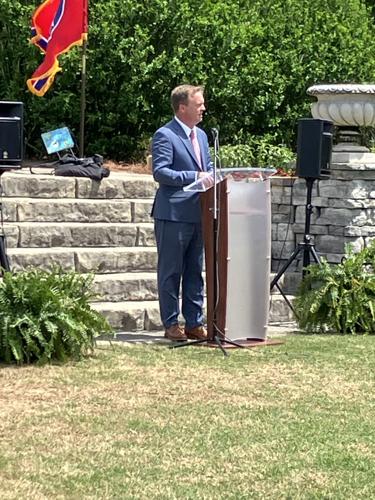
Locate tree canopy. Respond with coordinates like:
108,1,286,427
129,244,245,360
1,0,375,159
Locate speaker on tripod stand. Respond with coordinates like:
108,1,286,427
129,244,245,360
0,101,24,274
0,101,24,166
270,118,334,313
296,118,333,180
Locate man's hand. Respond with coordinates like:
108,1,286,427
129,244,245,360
198,171,215,189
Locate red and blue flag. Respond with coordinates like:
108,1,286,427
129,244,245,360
27,0,88,96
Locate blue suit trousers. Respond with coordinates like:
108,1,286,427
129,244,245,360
154,219,204,329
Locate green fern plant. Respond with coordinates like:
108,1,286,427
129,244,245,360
0,267,114,364
294,242,375,334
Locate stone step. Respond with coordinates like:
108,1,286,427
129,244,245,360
268,295,297,323
4,222,155,248
92,272,158,302
92,295,296,332
1,170,156,199
110,321,299,343
91,271,299,302
270,271,302,294
92,300,161,332
2,197,154,223
7,247,157,273
0,261,296,323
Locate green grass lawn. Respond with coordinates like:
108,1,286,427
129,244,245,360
1,334,375,499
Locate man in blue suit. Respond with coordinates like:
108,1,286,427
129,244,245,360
151,84,213,341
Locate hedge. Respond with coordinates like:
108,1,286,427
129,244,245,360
1,0,375,160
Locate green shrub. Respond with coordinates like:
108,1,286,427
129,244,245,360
0,267,113,364
294,242,375,334
218,138,295,174
253,139,295,174
2,0,375,159
218,144,256,168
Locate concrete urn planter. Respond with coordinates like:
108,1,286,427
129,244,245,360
307,84,375,127
307,84,375,151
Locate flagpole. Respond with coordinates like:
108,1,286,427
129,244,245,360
79,37,87,158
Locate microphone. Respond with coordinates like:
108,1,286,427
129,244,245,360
211,128,219,140
211,128,219,153
204,127,219,146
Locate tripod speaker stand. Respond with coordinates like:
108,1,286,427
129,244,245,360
0,234,10,272
270,117,333,314
0,100,24,274
270,177,320,314
0,169,11,273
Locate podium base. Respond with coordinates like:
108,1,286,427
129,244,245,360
201,338,284,349
170,336,284,356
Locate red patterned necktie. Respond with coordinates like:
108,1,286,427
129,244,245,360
190,129,202,170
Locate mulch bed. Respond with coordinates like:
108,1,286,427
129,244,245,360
104,162,295,177
104,160,151,175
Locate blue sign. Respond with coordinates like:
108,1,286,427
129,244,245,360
41,127,74,154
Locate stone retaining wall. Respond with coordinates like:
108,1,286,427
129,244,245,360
271,151,375,271
4,156,373,281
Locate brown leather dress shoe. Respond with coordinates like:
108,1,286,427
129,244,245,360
164,324,187,341
185,325,207,340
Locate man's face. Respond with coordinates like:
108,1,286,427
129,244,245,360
179,91,205,127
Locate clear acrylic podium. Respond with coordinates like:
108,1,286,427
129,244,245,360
184,168,275,342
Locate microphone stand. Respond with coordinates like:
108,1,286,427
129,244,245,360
172,129,245,356
0,168,11,273
270,177,321,315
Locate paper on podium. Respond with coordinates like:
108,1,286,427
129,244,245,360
183,172,223,192
220,167,276,181
184,167,276,192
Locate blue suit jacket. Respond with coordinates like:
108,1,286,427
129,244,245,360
151,119,213,223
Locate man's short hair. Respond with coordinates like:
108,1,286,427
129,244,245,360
171,84,204,113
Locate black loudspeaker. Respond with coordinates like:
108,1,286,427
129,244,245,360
0,101,24,166
296,118,333,179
